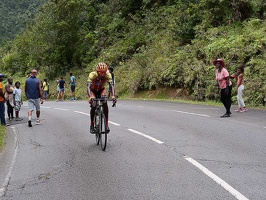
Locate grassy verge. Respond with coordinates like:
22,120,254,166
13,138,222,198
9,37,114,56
0,125,6,152
118,86,266,110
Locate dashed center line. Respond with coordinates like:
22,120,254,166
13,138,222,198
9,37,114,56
74,111,90,116
41,106,51,109
109,121,121,126
173,110,211,117
54,108,69,111
128,129,164,144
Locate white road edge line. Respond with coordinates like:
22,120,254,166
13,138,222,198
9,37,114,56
173,110,211,117
128,129,164,144
0,127,18,197
183,156,249,200
74,111,90,116
54,108,69,111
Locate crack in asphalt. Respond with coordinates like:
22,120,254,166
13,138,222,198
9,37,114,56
29,140,42,148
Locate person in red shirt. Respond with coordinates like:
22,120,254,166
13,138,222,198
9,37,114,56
87,62,116,133
214,59,232,117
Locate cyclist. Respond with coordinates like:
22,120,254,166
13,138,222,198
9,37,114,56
87,62,116,133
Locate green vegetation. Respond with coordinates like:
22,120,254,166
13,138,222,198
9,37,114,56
0,126,6,151
0,0,45,45
0,0,265,106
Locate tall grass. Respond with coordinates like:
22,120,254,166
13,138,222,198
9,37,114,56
0,126,6,151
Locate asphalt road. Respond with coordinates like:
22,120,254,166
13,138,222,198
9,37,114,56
0,99,265,200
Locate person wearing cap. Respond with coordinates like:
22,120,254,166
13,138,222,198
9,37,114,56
214,59,232,117
25,69,44,127
0,74,7,125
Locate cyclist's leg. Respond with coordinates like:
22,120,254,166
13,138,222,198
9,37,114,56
101,89,108,124
90,107,96,125
103,103,109,126
90,91,97,125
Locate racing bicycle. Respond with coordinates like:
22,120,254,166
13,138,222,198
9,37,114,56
92,97,116,151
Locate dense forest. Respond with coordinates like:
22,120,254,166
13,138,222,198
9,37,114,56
0,0,265,105
0,0,45,45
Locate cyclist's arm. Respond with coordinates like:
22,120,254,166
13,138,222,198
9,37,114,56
106,72,115,98
87,82,92,97
87,72,96,98
108,82,115,98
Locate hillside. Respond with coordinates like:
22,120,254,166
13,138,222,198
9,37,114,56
0,0,45,45
0,0,265,106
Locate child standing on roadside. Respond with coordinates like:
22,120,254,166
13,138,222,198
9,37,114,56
231,66,247,112
13,81,23,121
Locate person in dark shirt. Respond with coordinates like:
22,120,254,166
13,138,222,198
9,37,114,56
57,77,65,101
25,69,43,127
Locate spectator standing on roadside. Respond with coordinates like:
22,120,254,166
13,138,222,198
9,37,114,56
25,69,44,127
56,80,60,93
57,77,65,101
231,66,247,112
5,77,15,121
69,73,76,100
214,58,232,117
0,74,7,126
13,81,23,121
42,78,49,100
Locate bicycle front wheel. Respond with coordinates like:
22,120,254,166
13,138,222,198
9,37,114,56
94,114,100,145
95,131,100,145
99,112,107,151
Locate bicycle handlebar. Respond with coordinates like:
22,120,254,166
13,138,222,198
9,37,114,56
91,97,107,101
90,97,117,108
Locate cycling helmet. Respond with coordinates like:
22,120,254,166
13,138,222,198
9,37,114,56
96,62,108,72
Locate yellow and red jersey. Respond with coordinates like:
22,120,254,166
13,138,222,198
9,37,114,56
87,71,113,91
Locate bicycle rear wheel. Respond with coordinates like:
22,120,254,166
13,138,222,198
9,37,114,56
99,112,107,151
